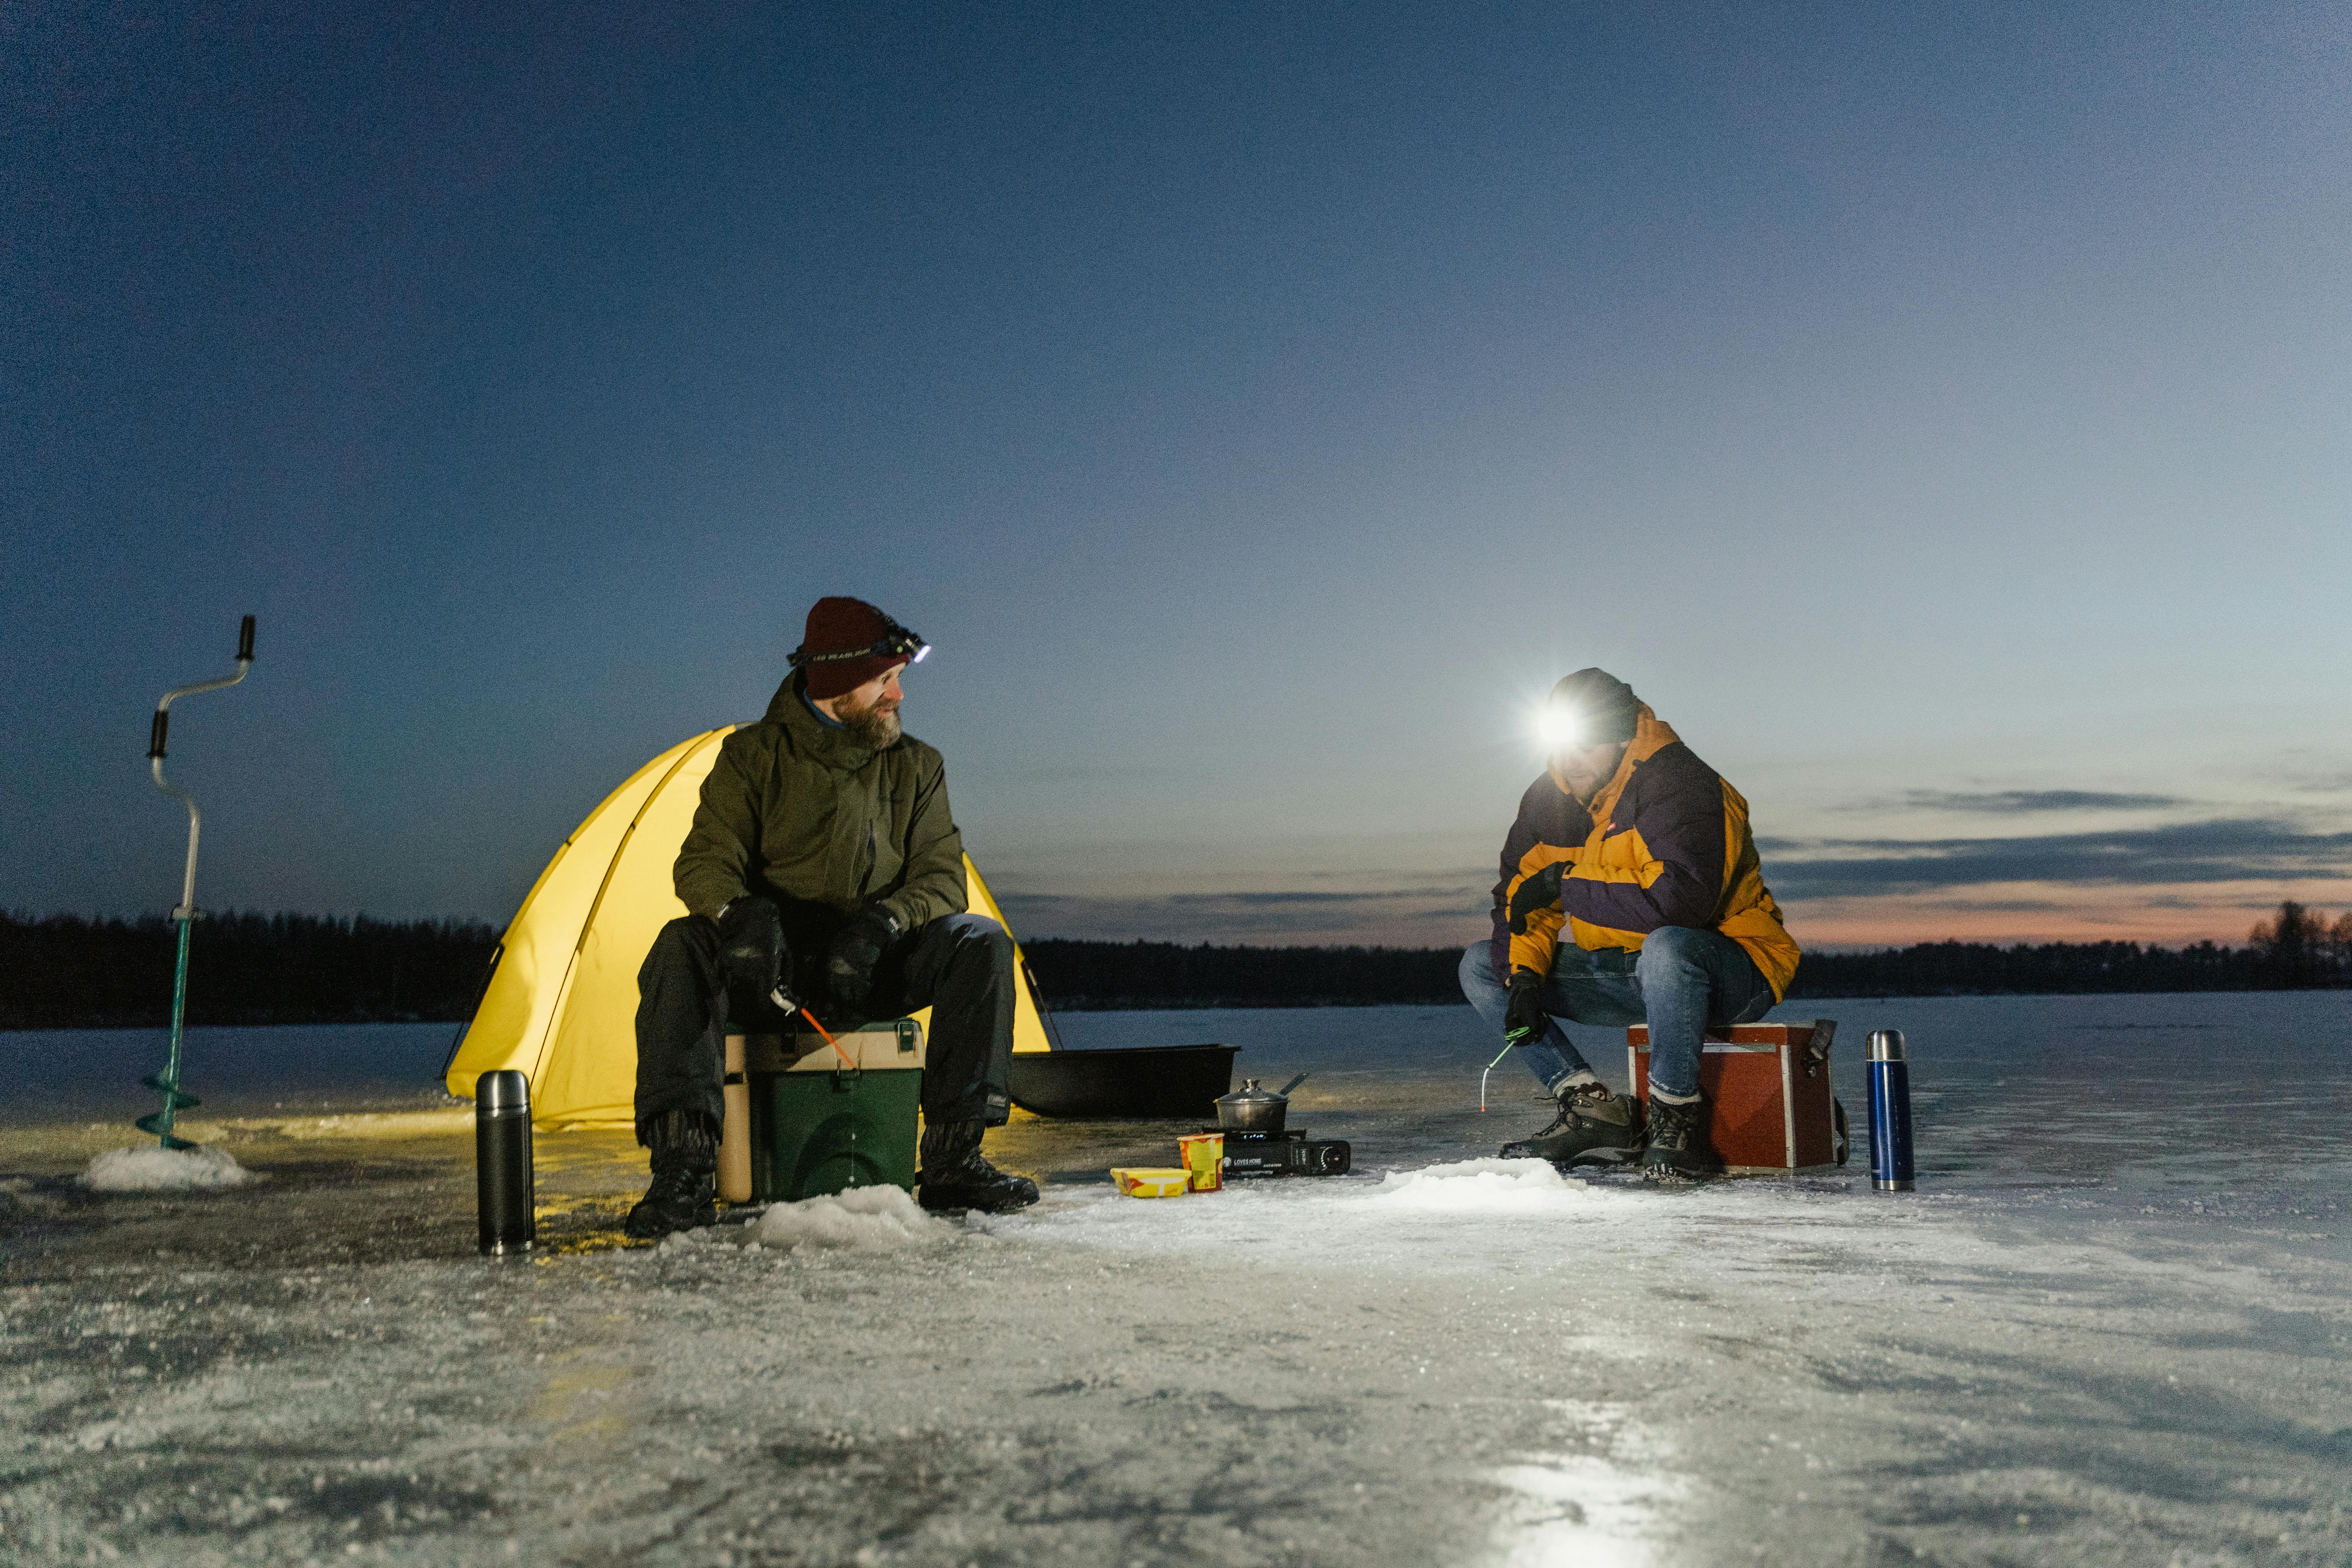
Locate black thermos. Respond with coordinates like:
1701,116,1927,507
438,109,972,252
475,1069,535,1255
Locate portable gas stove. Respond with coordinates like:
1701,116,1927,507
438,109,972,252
1211,1126,1352,1178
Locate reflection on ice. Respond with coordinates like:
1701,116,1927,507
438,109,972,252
1491,1401,1685,1568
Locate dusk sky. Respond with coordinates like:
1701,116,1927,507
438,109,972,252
6,2,2348,953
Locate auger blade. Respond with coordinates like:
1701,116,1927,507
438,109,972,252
133,1112,198,1150
139,1075,201,1111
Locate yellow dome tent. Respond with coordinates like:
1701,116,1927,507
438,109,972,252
444,727,1053,1129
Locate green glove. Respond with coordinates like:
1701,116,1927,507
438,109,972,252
1503,969,1549,1047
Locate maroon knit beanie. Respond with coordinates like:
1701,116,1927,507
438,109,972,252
794,597,917,700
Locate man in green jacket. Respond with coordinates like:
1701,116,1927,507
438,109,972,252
624,597,1038,1237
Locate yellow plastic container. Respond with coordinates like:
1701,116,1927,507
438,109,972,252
1177,1133,1224,1192
1110,1167,1190,1198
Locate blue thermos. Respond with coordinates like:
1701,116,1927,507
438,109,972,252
1866,1029,1915,1192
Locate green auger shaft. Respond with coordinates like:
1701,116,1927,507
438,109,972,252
136,914,201,1150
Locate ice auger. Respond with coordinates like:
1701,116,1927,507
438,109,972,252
139,615,256,1149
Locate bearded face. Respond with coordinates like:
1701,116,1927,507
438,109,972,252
833,678,903,749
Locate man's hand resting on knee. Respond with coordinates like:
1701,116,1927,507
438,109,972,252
825,904,902,1021
714,897,791,1013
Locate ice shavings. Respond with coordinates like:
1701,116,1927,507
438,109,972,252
752,1185,942,1251
1367,1157,1597,1214
83,1144,257,1192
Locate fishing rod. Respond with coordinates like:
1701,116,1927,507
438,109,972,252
139,615,256,1149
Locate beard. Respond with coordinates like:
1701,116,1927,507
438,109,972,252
836,692,903,749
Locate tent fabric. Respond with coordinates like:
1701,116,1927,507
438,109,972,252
445,726,1053,1129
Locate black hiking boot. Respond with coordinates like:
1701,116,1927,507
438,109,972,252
1500,1081,1644,1167
624,1110,719,1239
917,1120,1040,1214
1641,1094,1723,1184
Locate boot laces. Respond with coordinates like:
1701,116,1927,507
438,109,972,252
1647,1096,1702,1148
1525,1106,1577,1138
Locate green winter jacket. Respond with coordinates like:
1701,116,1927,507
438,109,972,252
672,671,967,934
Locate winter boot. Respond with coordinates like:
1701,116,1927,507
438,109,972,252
1641,1093,1723,1184
917,1120,1040,1214
1500,1080,1644,1167
624,1109,719,1238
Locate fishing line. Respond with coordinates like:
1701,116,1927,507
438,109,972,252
796,1006,858,1069
1480,1041,1513,1113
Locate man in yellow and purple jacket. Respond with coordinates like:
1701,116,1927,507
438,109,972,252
1457,668,1800,1181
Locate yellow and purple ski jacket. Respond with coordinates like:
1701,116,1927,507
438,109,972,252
1488,706,1800,1001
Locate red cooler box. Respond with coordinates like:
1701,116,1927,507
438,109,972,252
1627,1021,1840,1175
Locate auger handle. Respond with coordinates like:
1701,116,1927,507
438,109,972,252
237,614,256,662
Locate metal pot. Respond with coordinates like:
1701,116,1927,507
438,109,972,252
1214,1073,1308,1133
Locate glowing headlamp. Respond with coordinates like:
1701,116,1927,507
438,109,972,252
789,617,931,670
1534,704,1586,752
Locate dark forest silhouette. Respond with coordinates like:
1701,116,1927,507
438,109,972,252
2,901,2343,1029
1,912,499,1030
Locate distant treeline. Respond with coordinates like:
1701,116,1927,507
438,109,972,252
1023,906,2350,1009
1023,940,1465,1010
0,912,499,1030
4,902,2345,1028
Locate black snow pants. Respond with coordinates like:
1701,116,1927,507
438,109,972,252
632,909,1016,1141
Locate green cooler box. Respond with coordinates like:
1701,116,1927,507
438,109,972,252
742,1020,925,1202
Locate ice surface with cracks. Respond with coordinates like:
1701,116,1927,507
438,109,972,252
3,993,2349,1567
81,1143,256,1191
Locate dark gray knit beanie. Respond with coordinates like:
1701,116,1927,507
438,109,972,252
1548,668,1641,745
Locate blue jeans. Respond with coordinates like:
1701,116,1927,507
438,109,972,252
1458,928,1776,1099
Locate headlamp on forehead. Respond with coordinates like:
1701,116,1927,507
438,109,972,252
1534,703,1585,752
788,617,931,669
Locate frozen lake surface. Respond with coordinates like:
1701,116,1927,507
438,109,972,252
4,991,2349,1566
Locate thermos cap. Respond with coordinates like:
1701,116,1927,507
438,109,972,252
1867,1029,1907,1063
476,1069,532,1115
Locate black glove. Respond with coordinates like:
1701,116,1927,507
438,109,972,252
713,897,789,1017
824,904,903,1021
1503,969,1549,1047
1507,861,1567,934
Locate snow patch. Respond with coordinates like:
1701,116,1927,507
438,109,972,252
1367,1157,1596,1215
753,1185,942,1251
83,1145,257,1192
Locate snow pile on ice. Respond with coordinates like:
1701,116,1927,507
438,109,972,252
82,1144,257,1192
1366,1157,1596,1215
753,1185,941,1251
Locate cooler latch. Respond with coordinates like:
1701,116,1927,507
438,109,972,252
1803,1019,1837,1078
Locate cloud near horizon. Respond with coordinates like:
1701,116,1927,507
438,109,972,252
1760,819,2352,899
1883,789,2186,814
998,818,2352,948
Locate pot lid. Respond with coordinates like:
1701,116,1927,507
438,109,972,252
1216,1077,1283,1110
1215,1072,1309,1108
